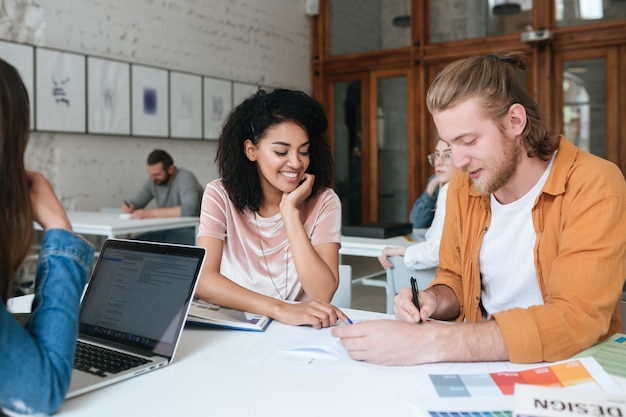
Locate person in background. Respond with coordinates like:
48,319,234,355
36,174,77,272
378,138,458,271
121,149,203,245
333,51,626,365
0,58,94,415
195,88,350,328
409,174,439,229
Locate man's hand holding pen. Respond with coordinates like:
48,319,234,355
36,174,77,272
332,281,459,365
121,199,134,214
394,286,435,324
410,277,423,324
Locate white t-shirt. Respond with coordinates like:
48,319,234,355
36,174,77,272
404,182,449,270
479,154,555,317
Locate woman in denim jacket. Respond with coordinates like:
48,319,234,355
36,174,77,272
0,58,94,415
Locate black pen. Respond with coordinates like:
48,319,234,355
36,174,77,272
410,276,423,324
123,199,131,207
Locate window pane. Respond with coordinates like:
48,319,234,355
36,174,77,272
377,76,407,223
430,0,533,43
330,0,410,56
563,58,606,157
334,81,362,225
556,0,626,27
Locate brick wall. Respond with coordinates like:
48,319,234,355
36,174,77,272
0,0,311,211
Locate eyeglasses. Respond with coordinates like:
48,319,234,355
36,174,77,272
427,151,453,167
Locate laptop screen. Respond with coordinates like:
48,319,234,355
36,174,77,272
78,239,205,358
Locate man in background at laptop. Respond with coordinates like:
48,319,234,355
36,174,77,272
332,51,626,365
122,149,203,245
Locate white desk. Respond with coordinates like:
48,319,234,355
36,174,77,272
340,231,426,310
56,308,626,417
43,210,200,239
59,309,418,417
340,233,422,258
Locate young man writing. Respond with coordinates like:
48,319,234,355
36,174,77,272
122,149,203,245
332,51,626,365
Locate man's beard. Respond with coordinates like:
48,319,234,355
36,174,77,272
154,172,171,185
469,138,521,195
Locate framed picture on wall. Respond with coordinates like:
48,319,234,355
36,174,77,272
0,41,35,129
170,71,202,139
35,48,86,133
131,64,169,137
203,77,232,140
87,56,130,135
233,81,258,108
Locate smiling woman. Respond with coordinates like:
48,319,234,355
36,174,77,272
193,89,351,329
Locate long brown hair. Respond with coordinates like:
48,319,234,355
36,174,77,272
0,58,34,302
426,51,558,160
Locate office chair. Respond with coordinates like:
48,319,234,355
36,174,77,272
384,256,436,314
331,264,352,309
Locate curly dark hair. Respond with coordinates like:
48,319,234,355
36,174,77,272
216,88,334,212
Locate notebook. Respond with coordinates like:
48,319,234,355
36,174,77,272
187,299,272,331
65,238,206,399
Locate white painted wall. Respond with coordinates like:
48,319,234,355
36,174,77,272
0,0,311,211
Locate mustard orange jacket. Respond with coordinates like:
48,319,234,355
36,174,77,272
433,136,626,363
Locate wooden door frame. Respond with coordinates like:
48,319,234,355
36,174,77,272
367,67,414,222
324,68,414,223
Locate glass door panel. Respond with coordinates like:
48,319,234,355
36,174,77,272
333,80,363,225
329,0,411,56
331,72,410,225
562,58,606,157
556,0,626,27
376,76,408,222
430,0,533,43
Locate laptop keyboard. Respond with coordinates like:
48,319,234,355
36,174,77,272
74,341,150,377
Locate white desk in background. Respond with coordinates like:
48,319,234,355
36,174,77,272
340,230,426,311
340,232,424,259
36,210,200,239
59,309,417,417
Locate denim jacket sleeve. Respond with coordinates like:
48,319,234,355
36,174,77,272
409,176,439,229
1,229,94,416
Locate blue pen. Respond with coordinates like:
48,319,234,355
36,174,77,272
410,276,423,324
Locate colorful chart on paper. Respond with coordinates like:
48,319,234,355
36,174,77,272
429,359,596,397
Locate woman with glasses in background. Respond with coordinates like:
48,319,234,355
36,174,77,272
378,138,458,270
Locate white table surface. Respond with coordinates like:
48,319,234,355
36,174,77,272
57,307,626,417
340,229,426,258
51,210,199,239
58,309,419,417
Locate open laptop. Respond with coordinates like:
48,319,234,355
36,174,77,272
66,238,206,399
